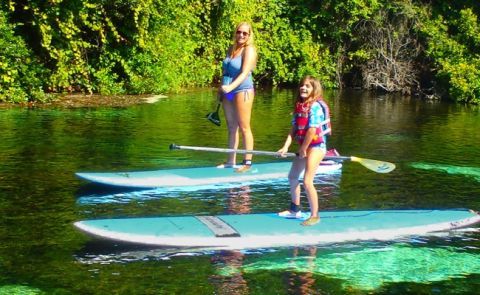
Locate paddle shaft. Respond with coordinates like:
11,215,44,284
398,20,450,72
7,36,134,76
169,144,351,162
170,144,396,173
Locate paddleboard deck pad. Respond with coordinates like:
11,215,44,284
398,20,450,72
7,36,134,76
74,209,480,249
75,161,342,188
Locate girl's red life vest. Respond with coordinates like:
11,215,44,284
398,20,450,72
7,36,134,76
293,97,332,146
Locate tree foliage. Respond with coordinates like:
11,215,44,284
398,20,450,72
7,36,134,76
0,0,479,104
0,9,48,102
417,3,480,104
353,3,422,95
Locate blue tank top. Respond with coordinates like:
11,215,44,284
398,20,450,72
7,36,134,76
222,52,254,93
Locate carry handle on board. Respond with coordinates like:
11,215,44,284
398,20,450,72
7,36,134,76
169,144,396,173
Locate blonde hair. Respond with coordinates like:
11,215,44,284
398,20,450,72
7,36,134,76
231,22,255,56
297,76,323,104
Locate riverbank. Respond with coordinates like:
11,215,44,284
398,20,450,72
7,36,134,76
0,94,167,109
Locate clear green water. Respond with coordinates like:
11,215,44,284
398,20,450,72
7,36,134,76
1,89,480,294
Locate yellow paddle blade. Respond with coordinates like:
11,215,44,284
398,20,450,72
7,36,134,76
350,156,396,173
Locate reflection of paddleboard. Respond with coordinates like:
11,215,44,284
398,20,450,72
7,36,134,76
75,161,342,188
74,209,480,249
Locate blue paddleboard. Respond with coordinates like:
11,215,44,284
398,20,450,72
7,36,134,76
75,161,342,188
74,209,480,249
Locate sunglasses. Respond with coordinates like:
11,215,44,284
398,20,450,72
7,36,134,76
236,30,249,37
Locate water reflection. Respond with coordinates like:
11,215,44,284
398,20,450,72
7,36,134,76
284,247,318,295
210,250,249,294
208,185,252,293
75,172,341,206
75,231,480,293
223,186,251,216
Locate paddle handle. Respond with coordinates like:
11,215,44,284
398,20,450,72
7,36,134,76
169,144,351,161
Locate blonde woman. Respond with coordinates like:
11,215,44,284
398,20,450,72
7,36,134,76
218,22,257,172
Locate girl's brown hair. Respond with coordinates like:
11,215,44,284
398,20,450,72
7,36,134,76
296,76,323,104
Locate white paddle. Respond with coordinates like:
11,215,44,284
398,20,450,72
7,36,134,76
169,144,396,173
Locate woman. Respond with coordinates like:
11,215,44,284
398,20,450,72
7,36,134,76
277,76,331,226
218,22,257,173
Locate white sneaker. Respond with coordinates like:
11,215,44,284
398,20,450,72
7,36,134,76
216,162,238,169
278,210,302,219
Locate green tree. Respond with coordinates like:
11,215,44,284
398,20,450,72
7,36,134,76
2,0,480,104
0,9,48,102
417,3,480,103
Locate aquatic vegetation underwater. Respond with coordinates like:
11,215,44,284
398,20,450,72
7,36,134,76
410,162,480,182
0,285,44,295
216,243,480,291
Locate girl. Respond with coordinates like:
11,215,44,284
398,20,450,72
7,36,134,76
277,76,332,226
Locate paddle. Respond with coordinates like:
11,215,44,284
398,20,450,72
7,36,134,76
206,102,221,126
169,144,396,173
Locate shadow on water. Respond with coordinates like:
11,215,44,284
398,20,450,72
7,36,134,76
76,182,149,198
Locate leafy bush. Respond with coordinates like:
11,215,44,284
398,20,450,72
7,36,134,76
2,0,480,104
418,6,480,103
0,9,48,102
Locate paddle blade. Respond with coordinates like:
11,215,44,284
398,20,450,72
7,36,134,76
206,111,221,126
351,156,396,173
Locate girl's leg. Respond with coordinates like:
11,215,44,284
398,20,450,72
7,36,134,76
279,157,305,218
288,157,306,207
234,90,254,165
222,98,239,165
302,148,326,225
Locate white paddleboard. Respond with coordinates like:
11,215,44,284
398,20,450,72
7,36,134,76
74,209,480,249
76,161,342,188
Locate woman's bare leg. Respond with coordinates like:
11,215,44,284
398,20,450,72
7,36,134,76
222,98,239,165
234,89,254,162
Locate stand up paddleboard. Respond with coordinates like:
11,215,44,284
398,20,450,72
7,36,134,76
74,209,480,249
75,161,342,189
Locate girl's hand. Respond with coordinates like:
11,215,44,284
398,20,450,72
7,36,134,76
298,146,308,158
277,147,288,158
